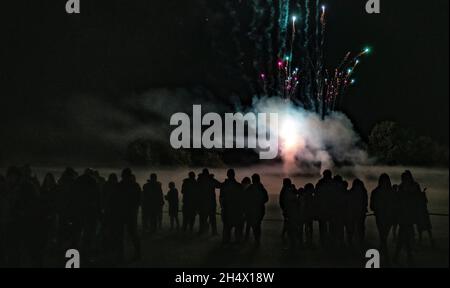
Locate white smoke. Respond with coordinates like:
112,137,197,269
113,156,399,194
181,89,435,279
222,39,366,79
248,97,369,174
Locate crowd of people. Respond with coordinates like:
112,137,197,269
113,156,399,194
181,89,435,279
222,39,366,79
279,169,434,265
0,165,434,267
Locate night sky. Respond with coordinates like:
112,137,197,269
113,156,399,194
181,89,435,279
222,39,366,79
1,0,448,162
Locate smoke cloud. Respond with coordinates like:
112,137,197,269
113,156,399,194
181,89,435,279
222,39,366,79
247,96,369,174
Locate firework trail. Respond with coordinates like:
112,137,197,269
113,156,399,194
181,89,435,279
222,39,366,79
265,0,275,88
216,0,370,115
278,0,290,55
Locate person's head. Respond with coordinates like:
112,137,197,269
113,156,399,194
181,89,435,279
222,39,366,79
227,169,235,180
121,168,133,180
150,173,157,182
352,178,364,190
378,173,392,189
323,169,332,180
188,171,196,179
108,173,118,183
42,173,56,188
297,187,304,194
343,181,349,190
401,170,414,184
283,178,292,187
169,181,175,189
202,168,209,175
84,168,94,177
251,173,261,184
333,175,342,182
63,167,77,179
304,183,314,193
6,166,21,185
393,184,399,192
241,177,251,187
21,165,32,179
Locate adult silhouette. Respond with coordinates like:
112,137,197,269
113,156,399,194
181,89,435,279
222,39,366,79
56,167,78,248
181,172,198,232
220,169,244,244
103,173,122,263
394,171,421,265
0,174,5,265
279,178,291,238
197,169,221,235
280,178,301,249
245,174,269,246
330,175,346,247
345,179,368,245
4,166,39,266
370,173,395,261
118,168,141,261
165,182,179,230
38,173,58,261
315,170,334,247
416,186,434,247
142,173,164,233
71,169,101,259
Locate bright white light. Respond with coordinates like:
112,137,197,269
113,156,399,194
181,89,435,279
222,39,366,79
280,116,300,150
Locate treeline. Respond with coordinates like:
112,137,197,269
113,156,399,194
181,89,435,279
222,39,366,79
368,121,449,166
125,121,449,167
125,139,260,167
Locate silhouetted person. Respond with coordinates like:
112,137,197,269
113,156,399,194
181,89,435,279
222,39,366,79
21,165,40,189
71,169,101,260
280,178,301,249
182,172,198,232
93,170,107,243
279,178,291,239
142,173,164,234
56,167,78,247
416,187,434,247
245,174,269,246
0,174,5,265
39,173,58,256
315,170,334,247
165,182,179,230
197,169,221,235
394,171,421,265
371,173,395,261
302,183,315,247
328,175,346,247
220,169,244,244
103,173,122,263
345,179,368,246
4,166,40,266
118,168,141,261
241,177,252,241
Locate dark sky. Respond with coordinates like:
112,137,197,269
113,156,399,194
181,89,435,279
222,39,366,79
1,0,448,162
